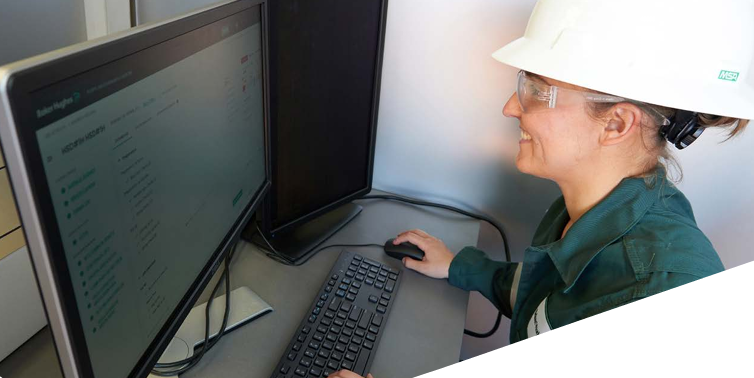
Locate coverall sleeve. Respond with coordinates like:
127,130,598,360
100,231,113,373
447,246,520,318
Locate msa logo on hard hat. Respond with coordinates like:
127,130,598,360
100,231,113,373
718,70,739,82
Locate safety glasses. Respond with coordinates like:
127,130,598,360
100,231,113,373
516,70,670,126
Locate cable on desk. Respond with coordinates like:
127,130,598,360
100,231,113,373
150,244,236,376
356,193,510,339
254,222,382,266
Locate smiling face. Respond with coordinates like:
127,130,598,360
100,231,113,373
503,73,610,183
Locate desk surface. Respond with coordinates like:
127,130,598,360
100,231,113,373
0,195,480,378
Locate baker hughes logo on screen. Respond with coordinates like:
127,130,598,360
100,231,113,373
36,92,81,119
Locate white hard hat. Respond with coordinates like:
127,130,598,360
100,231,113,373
493,0,754,121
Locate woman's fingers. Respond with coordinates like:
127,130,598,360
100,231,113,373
393,233,429,250
326,369,367,378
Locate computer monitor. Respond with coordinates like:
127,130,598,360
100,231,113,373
0,1,270,377
251,0,388,263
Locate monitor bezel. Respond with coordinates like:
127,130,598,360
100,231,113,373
260,0,389,237
0,1,271,377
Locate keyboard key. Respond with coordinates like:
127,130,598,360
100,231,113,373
293,343,302,351
385,280,395,293
300,358,311,368
294,367,307,376
389,273,398,280
309,341,320,350
364,258,380,267
330,326,342,334
367,272,377,279
379,299,388,307
346,293,357,301
326,333,337,342
325,286,332,293
368,325,379,334
363,341,374,350
342,327,353,337
338,283,349,291
357,268,367,275
308,315,317,323
314,358,326,367
312,307,321,315
369,266,379,274
354,329,365,337
360,263,369,270
328,280,336,286
331,274,339,280
335,290,346,297
298,334,307,342
280,365,290,374
335,343,346,353
383,266,397,274
313,333,324,342
329,298,341,311
350,260,359,266
365,333,376,342
352,282,361,289
334,319,345,327
348,344,359,353
322,341,334,350
346,271,355,278
377,276,386,283
368,295,378,303
352,337,363,345
288,352,297,361
338,336,349,344
317,325,328,334
341,361,353,370
349,287,358,295
358,311,372,329
348,307,362,322
309,367,322,377
327,360,339,370
342,278,352,285
345,352,357,362
372,314,383,327
345,321,356,329
376,306,386,314
379,270,388,277
354,349,371,375
381,293,391,301
305,349,315,358
337,311,347,319
353,255,363,261
340,302,352,313
320,293,329,301
321,318,332,326
318,349,330,359
332,351,343,361
324,370,333,377
374,282,384,290
365,278,374,286
355,274,365,282
317,300,325,307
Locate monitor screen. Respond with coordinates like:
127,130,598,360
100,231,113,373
0,2,268,377
265,0,386,233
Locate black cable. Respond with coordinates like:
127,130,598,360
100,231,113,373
254,222,382,266
151,244,236,375
357,194,511,262
357,193,509,339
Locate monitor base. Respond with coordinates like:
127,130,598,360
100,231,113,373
249,202,363,264
149,286,272,375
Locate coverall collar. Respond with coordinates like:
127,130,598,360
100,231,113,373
530,169,673,293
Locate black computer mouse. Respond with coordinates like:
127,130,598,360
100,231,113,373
384,238,425,261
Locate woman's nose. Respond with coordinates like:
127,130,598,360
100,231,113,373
503,92,522,119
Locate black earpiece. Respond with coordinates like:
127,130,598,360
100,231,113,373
659,110,703,150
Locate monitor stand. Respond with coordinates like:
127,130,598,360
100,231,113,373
148,286,272,377
248,202,363,264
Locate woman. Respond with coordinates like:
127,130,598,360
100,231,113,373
329,0,753,377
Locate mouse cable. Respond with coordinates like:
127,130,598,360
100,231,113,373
357,194,511,262
357,193,509,339
151,244,236,376
254,222,382,266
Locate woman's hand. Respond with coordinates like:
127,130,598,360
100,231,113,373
393,229,455,279
326,369,374,378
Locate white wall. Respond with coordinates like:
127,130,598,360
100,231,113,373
373,0,754,359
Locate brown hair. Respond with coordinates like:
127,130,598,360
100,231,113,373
586,101,749,182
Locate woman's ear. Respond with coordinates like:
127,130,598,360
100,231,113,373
601,103,643,146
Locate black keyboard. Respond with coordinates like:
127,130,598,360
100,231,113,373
271,250,402,378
